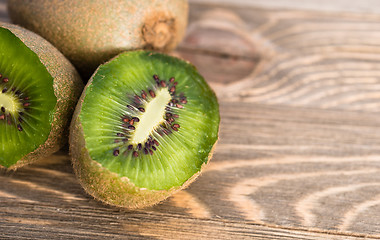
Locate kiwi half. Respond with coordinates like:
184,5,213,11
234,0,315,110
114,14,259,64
70,51,219,209
0,23,83,169
8,0,189,78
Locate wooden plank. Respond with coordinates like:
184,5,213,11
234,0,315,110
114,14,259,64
1,0,380,239
0,150,377,240
178,5,380,113
189,0,380,14
0,1,8,23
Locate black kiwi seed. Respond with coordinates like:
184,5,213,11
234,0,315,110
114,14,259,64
149,90,155,98
141,90,147,99
113,149,119,156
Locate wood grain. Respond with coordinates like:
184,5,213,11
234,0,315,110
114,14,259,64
189,0,380,14
1,0,380,239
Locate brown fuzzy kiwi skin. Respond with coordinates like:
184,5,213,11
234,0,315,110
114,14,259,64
69,56,217,209
0,23,84,170
7,0,189,78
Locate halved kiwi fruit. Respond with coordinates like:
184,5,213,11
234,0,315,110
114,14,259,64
70,51,219,209
7,0,189,78
0,23,83,169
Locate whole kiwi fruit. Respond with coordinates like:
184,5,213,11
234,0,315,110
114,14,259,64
70,51,219,209
0,22,83,169
7,0,189,78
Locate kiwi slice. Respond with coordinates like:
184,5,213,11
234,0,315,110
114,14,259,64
70,51,219,208
0,23,83,169
8,0,189,78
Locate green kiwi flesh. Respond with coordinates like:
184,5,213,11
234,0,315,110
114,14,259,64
70,51,219,208
0,23,83,169
8,0,189,78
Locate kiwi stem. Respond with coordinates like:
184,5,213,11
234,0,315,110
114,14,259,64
131,88,171,144
142,17,175,50
151,22,172,48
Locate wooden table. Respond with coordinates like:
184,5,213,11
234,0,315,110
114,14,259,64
1,1,380,239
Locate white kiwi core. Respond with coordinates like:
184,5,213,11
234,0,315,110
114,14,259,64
131,88,171,144
0,92,22,114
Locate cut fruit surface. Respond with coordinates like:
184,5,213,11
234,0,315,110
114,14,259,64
0,27,56,167
75,51,220,191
